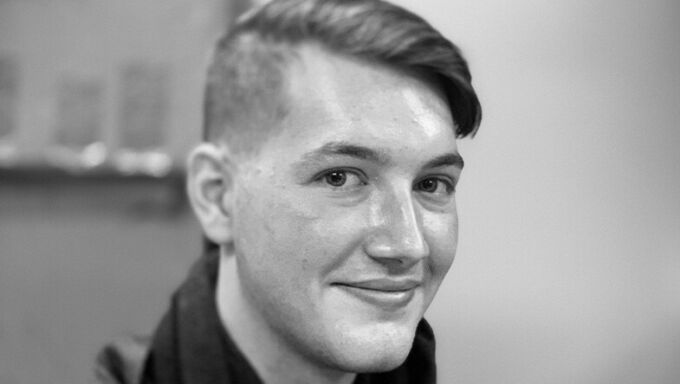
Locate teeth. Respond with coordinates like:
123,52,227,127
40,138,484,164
347,283,416,291
335,283,417,292
335,284,417,308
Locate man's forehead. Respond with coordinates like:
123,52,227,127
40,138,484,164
278,43,454,137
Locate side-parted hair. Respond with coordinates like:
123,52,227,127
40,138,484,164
203,0,482,150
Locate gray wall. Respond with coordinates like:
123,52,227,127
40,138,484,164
1,1,225,383
399,0,680,383
0,184,200,384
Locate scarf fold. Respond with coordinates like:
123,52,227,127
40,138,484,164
142,250,437,384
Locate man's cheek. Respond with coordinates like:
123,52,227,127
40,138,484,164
312,209,368,247
424,214,458,267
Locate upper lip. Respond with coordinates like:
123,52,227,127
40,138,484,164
335,278,421,292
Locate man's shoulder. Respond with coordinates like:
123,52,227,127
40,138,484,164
94,335,151,384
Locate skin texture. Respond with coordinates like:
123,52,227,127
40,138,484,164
188,44,462,384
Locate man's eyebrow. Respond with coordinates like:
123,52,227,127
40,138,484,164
422,153,465,170
300,141,390,164
297,141,464,169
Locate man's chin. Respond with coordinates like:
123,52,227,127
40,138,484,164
346,352,410,374
323,324,416,373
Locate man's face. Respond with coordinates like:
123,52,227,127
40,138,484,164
230,45,461,372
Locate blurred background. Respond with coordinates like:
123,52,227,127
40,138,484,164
0,0,678,383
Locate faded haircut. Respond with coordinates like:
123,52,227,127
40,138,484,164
203,0,482,151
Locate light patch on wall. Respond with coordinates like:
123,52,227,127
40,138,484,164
117,62,170,151
53,76,103,149
0,54,18,139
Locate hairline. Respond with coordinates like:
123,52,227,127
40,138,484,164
208,39,456,149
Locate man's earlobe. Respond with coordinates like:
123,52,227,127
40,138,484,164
186,143,235,245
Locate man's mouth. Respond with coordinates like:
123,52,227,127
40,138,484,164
332,278,421,308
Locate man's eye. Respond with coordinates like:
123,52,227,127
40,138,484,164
319,169,366,189
325,171,347,187
415,177,454,195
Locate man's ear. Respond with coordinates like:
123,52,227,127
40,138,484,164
186,143,236,245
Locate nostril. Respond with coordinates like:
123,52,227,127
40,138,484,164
366,188,429,262
363,232,430,266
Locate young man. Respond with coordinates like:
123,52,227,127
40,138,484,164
97,0,481,383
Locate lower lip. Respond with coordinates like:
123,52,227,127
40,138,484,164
335,284,416,309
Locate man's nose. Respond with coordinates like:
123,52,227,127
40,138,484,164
363,186,430,267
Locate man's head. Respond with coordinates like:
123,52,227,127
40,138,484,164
187,0,481,379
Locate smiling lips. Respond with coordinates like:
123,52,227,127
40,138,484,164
333,278,421,309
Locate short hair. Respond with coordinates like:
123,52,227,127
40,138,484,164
203,0,482,151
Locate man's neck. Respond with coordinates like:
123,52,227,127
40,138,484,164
215,249,356,384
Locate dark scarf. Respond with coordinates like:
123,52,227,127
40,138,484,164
142,249,437,384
